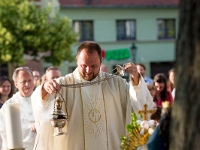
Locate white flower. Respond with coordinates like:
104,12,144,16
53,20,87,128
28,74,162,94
136,120,156,135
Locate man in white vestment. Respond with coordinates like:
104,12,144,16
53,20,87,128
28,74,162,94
0,67,36,150
32,41,155,150
45,66,61,80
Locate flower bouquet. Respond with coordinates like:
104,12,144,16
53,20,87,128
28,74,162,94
121,113,155,150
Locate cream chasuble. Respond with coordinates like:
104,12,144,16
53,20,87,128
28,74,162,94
80,82,107,150
32,68,155,150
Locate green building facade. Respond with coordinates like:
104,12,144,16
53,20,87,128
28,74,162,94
58,6,178,78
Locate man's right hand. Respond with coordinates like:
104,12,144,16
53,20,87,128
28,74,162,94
42,80,61,100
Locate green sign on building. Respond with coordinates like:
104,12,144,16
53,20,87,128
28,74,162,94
105,48,130,61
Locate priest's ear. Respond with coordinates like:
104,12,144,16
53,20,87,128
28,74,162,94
14,81,19,89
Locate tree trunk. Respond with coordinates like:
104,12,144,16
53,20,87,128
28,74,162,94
170,0,200,149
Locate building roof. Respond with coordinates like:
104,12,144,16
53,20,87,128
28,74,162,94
59,0,179,7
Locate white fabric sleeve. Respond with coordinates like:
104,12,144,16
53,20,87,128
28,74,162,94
31,85,54,131
129,74,155,120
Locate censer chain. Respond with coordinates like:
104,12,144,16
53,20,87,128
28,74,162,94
58,74,117,88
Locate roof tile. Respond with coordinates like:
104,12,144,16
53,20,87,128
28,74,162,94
59,0,179,7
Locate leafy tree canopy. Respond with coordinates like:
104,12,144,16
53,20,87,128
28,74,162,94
0,0,77,66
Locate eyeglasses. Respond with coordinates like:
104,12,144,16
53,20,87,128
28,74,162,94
19,79,33,85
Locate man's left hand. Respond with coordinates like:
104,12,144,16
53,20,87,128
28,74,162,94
124,62,139,85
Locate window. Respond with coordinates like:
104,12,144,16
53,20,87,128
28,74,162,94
116,20,136,40
73,21,94,41
157,19,176,39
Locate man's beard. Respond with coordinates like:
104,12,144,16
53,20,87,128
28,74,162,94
80,72,98,81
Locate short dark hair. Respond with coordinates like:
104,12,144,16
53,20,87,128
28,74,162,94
76,41,102,60
46,66,60,74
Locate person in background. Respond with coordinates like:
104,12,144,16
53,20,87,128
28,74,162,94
146,83,156,98
0,77,14,150
150,106,162,126
147,102,171,150
34,67,61,88
168,68,176,99
171,88,176,99
36,74,46,86
167,68,175,92
0,76,14,108
32,70,41,90
100,64,108,73
136,63,153,84
45,66,61,81
153,73,173,107
0,67,36,150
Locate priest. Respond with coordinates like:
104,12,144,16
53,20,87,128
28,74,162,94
32,41,155,150
0,67,36,150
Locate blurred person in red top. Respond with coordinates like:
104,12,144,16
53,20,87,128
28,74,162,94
153,73,173,107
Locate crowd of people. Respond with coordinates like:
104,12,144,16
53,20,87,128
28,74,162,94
135,64,175,150
0,66,61,150
0,41,175,150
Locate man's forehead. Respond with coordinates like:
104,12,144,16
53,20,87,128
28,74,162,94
47,70,60,76
17,70,32,77
79,49,98,55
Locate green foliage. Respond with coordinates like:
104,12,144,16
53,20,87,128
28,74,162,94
126,113,140,132
0,0,77,66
